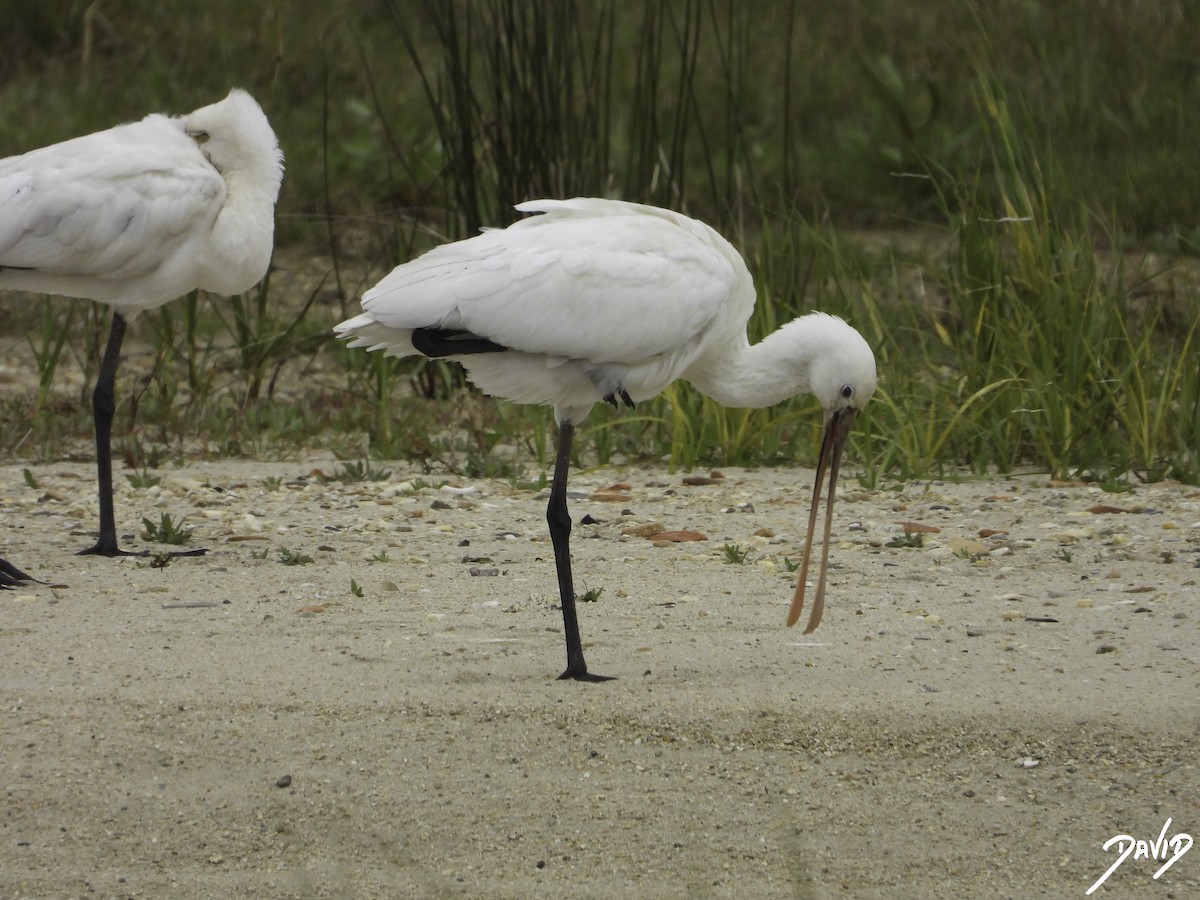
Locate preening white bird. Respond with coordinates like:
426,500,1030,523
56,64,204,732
336,198,877,681
0,89,283,560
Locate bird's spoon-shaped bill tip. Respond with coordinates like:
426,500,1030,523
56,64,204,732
786,407,855,633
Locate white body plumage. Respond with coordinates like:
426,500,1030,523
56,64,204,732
337,198,875,427
0,89,283,315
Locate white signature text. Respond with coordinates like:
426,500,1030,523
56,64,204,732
1086,818,1192,895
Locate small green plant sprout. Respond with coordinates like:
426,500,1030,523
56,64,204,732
372,549,390,563
278,548,314,566
250,547,269,560
577,586,604,603
885,531,925,549
350,578,365,597
22,469,38,489
781,555,801,573
952,545,984,561
142,513,194,545
722,543,750,564
1056,547,1073,562
334,459,393,483
127,468,162,489
262,475,283,491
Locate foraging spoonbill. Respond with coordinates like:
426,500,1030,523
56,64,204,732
336,198,876,681
0,89,283,558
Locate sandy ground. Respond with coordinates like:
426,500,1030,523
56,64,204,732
0,456,1197,898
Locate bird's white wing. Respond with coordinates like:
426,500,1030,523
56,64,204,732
0,115,224,282
361,205,745,364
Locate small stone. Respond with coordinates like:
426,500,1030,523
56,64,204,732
589,490,631,502
949,538,989,556
621,521,666,537
647,530,708,542
897,521,940,533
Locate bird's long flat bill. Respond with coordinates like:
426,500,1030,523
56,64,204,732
787,406,856,633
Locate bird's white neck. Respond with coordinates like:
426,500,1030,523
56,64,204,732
200,164,280,296
683,317,828,409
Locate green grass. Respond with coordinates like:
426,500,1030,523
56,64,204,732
886,532,926,550
278,548,314,566
1,2,1198,485
333,459,393,483
721,544,750,565
141,513,194,546
126,468,162,489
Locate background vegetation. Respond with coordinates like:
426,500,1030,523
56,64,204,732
1,0,1197,485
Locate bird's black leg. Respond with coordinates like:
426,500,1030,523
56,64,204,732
79,312,131,556
547,421,613,683
79,313,205,559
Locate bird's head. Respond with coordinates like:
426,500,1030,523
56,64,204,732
785,313,877,635
804,313,877,419
184,89,284,194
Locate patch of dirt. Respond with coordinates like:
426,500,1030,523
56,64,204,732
1,459,1197,897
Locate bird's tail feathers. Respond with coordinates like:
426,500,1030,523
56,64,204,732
333,316,418,358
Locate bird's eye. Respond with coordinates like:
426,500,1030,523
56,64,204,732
840,384,854,400
188,129,210,144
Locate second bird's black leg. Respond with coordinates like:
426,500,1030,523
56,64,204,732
80,312,132,556
79,312,205,559
547,421,613,683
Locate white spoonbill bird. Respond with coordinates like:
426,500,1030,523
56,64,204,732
336,198,876,681
0,89,283,559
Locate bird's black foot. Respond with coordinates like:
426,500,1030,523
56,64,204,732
78,544,208,558
557,665,616,683
78,544,142,558
0,557,36,588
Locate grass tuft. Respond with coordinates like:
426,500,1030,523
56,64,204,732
1,4,1197,486
141,513,194,546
